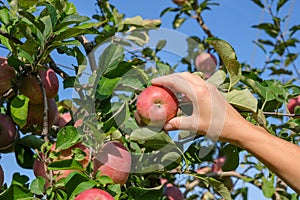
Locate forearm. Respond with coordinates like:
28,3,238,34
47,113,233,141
229,121,300,193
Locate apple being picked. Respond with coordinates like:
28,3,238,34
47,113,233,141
287,95,300,115
75,188,114,200
135,85,178,127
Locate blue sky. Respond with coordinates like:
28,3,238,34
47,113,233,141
1,0,300,199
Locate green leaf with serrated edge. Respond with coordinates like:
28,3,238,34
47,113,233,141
56,126,82,150
47,159,83,171
126,185,163,200
10,95,29,128
17,135,44,149
30,177,46,195
206,38,241,89
96,77,121,100
225,89,258,112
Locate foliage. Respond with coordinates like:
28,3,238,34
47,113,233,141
0,0,299,199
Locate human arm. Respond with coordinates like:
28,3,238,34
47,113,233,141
151,72,300,193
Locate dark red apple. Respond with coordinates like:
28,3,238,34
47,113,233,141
19,68,59,104
93,141,131,185
172,0,187,6
195,52,217,77
75,188,114,200
21,98,59,134
0,57,16,96
0,114,17,151
135,85,178,127
0,165,4,187
287,95,300,114
163,183,184,200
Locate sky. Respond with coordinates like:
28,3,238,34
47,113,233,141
1,0,300,199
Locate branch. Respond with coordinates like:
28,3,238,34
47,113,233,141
75,35,97,71
48,57,70,80
0,30,23,45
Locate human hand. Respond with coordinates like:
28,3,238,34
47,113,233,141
151,72,246,142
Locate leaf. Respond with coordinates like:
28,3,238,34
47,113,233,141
14,144,35,169
126,186,163,200
16,135,44,150
225,89,257,112
10,95,29,128
155,40,167,52
252,23,279,38
206,38,241,89
56,126,82,150
47,159,83,171
276,0,288,12
30,177,46,195
173,14,186,29
103,61,132,79
220,144,239,171
208,177,232,199
251,0,264,8
262,175,275,198
96,77,121,100
54,13,90,31
207,70,227,87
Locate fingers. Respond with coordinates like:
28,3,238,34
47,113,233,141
164,116,198,132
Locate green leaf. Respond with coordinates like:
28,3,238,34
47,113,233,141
30,177,46,195
155,40,167,52
65,172,96,198
208,177,232,199
16,135,44,150
126,186,163,200
225,89,258,112
206,38,241,89
220,144,239,171
276,0,288,12
10,95,29,128
130,128,175,150
54,14,90,31
14,144,35,169
207,70,227,87
47,159,83,171
56,126,82,150
251,0,264,8
173,14,186,29
96,77,121,100
262,175,275,198
252,23,279,38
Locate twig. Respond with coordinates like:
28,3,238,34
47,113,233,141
75,35,97,71
36,73,49,142
0,30,23,45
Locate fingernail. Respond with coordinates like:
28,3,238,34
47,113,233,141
164,123,172,130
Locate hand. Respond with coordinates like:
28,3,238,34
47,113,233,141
151,72,246,142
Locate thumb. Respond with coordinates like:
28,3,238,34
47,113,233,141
164,116,195,131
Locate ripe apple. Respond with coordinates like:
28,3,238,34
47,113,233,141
0,57,16,96
19,68,59,104
0,114,17,151
21,98,59,134
75,188,114,200
195,52,217,77
0,165,4,187
163,183,184,200
211,155,226,172
287,95,300,114
93,141,131,185
33,142,90,187
172,0,187,6
135,85,178,127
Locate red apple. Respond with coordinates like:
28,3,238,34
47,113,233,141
21,98,59,134
195,52,217,77
211,156,226,172
135,85,178,127
287,95,300,114
33,142,90,187
0,114,17,151
19,68,59,104
163,183,184,200
172,0,187,6
75,188,114,200
93,141,131,185
0,57,16,96
0,165,4,187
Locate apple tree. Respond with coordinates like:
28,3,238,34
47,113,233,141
0,0,299,199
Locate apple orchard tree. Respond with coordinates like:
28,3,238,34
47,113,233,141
0,0,299,199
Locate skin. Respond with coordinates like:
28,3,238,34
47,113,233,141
151,72,300,193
